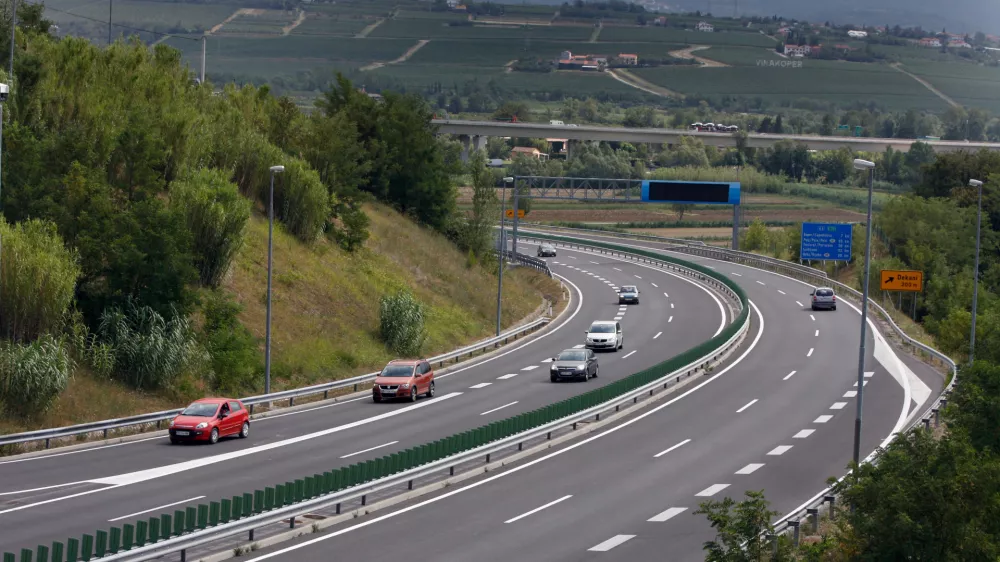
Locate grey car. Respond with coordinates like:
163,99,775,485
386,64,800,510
538,243,557,257
810,287,837,311
618,285,639,304
549,348,599,382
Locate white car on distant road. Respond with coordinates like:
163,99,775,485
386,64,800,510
585,320,623,351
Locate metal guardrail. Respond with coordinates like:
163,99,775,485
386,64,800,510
499,249,552,277
0,317,552,450
521,224,959,549
71,269,751,562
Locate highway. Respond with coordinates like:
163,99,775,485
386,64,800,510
434,119,1000,154
0,244,728,554
228,237,945,562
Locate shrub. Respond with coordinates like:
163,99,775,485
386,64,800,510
0,335,74,417
379,290,426,356
329,202,370,252
0,218,81,343
276,158,331,244
200,290,261,395
97,300,199,390
171,168,252,288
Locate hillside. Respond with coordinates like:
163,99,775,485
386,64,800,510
0,203,561,435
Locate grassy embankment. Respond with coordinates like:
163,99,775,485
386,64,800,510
0,202,562,434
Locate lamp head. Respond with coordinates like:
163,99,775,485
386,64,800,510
853,159,875,171
969,179,983,188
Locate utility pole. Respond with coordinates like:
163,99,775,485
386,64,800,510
108,0,112,45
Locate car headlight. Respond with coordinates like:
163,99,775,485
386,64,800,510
400,383,410,389
576,364,586,370
195,422,208,429
373,382,379,389
550,365,558,371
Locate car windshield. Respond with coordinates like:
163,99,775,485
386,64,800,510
181,402,219,417
621,286,637,293
380,365,414,378
817,289,834,296
542,244,553,249
557,351,587,361
590,324,615,333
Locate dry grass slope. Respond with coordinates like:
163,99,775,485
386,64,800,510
0,202,560,434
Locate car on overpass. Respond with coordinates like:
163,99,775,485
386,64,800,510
810,287,837,311
373,359,435,402
585,320,623,351
549,348,599,382
537,243,557,257
618,285,640,304
168,398,250,444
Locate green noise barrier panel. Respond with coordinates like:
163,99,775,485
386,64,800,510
5,236,748,562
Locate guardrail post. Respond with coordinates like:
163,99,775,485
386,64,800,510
824,495,836,520
922,418,931,431
93,531,107,558
37,546,48,562
121,525,133,551
17,550,30,562
160,514,171,540
172,510,184,537
932,408,940,427
3,552,14,562
789,520,800,546
807,508,819,534
147,517,160,544
767,534,777,556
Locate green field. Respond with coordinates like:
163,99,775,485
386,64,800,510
46,0,234,35
598,26,776,47
303,1,397,17
167,35,415,64
408,39,686,66
218,10,297,35
291,14,372,37
901,61,1000,113
631,63,950,110
370,18,592,40
370,64,641,97
698,46,784,65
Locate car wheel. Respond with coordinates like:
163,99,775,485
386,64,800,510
170,437,179,445
426,380,435,398
593,365,599,378
409,387,418,402
550,375,558,383
580,371,589,382
209,428,219,444
239,421,250,439
811,305,817,311
373,393,382,403
832,305,837,311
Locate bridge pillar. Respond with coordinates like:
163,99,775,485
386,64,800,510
458,134,472,163
566,139,581,159
472,134,488,152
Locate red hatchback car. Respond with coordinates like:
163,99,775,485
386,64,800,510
168,398,250,444
373,359,435,402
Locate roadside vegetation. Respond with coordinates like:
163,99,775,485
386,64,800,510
0,9,560,433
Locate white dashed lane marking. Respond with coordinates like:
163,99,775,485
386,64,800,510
794,429,815,438
735,463,764,475
654,332,662,339
767,445,793,456
783,370,796,380
469,383,492,389
647,507,687,522
814,415,833,423
830,402,847,410
695,484,730,497
521,365,539,371
588,535,635,552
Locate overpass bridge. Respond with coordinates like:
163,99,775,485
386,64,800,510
433,119,1000,161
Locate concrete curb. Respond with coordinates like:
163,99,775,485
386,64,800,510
1,284,576,462
192,313,751,562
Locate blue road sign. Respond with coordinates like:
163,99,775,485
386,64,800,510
800,223,852,261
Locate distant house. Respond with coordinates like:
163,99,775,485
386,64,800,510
557,51,608,70
777,26,791,35
617,53,639,65
949,39,972,48
918,37,942,48
847,30,867,38
653,16,667,26
511,147,548,160
696,21,714,32
784,44,811,57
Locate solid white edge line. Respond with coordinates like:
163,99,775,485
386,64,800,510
654,438,692,458
736,399,758,413
480,402,519,416
239,302,766,561
0,480,93,496
339,441,400,459
503,494,573,524
108,495,206,522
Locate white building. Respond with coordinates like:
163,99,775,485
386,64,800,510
847,30,868,38
784,44,811,57
696,21,714,32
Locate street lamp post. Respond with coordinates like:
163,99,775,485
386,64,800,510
496,176,513,336
969,178,984,365
852,158,876,468
264,165,285,395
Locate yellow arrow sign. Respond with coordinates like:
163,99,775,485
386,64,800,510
506,209,525,218
880,269,923,292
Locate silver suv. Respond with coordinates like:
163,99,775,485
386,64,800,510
537,243,557,257
810,287,836,311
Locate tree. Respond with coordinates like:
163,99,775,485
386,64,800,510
461,149,501,260
170,168,251,288
695,490,792,561
671,203,693,221
623,106,659,128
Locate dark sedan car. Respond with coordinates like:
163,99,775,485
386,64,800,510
549,348,599,382
538,243,557,257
